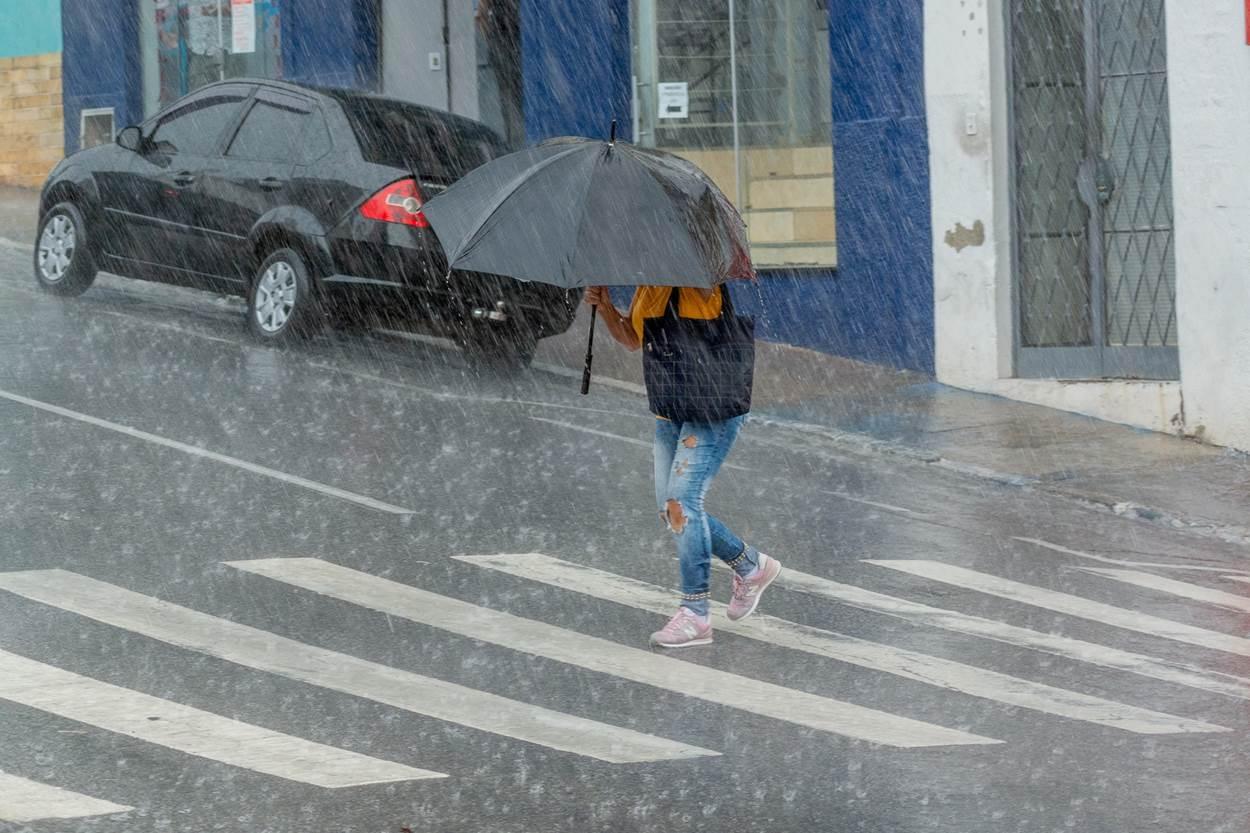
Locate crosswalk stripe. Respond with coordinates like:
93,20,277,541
1078,568,1250,613
452,555,1225,735
0,570,712,764
0,650,442,787
866,560,1250,657
0,771,132,823
739,560,1250,701
1013,537,1250,575
229,557,999,748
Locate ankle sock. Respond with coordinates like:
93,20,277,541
730,547,763,579
681,600,710,620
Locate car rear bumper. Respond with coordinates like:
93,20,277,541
322,220,581,338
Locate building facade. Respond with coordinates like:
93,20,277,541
58,0,932,374
56,2,1246,449
0,0,63,188
926,0,1249,450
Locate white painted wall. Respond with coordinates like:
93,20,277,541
925,0,1004,388
924,0,1208,442
1166,1,1250,450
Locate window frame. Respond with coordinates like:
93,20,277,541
142,83,256,158
222,88,328,165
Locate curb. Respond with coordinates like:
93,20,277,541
750,414,1250,550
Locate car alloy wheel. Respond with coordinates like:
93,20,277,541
254,260,297,333
37,214,76,284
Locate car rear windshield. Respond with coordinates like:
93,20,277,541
339,97,503,182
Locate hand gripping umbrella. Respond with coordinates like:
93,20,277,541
421,121,754,393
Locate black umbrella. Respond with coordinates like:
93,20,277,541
421,123,754,393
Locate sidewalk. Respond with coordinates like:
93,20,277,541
5,184,1247,547
538,306,1250,547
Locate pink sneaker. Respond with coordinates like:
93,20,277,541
650,607,713,648
727,554,781,621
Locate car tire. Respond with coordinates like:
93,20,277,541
460,326,538,369
33,201,97,297
246,247,321,343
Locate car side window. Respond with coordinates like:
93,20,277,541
149,96,245,157
300,111,333,164
226,100,309,164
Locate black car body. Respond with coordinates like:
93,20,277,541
35,79,579,360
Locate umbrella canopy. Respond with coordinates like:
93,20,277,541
421,135,754,289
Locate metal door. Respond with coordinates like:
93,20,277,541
1009,0,1178,379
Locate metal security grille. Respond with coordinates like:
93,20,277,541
1009,0,1177,379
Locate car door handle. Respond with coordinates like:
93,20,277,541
172,171,196,187
258,177,284,191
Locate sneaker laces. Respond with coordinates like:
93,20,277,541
664,608,703,635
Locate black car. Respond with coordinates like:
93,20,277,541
34,79,579,364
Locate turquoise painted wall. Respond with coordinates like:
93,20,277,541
0,0,62,58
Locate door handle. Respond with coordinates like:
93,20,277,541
258,177,283,191
172,171,196,187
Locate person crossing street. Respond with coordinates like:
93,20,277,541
584,285,781,648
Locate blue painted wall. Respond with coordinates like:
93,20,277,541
824,0,934,373
0,0,61,58
520,0,632,143
283,0,379,91
61,0,141,152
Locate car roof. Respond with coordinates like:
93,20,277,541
195,77,496,136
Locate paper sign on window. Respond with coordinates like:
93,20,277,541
232,0,256,54
657,82,689,119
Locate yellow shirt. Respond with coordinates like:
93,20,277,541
629,286,723,343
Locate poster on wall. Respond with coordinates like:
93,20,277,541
232,0,256,54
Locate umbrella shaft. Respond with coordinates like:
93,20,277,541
581,305,597,395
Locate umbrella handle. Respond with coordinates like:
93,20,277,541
581,305,596,395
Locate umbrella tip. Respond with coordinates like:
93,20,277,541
609,119,617,146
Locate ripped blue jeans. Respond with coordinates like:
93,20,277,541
654,416,761,617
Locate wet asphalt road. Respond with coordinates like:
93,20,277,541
2,243,1249,833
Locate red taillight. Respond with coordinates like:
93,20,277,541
359,178,430,227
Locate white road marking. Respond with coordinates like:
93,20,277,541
0,570,712,764
0,771,132,823
820,490,932,518
1013,537,1250,575
0,650,442,787
526,416,752,472
303,358,643,418
0,388,415,516
0,271,643,416
453,555,1225,735
1079,568,1250,614
725,560,1250,701
530,361,650,396
526,415,653,450
376,327,651,395
229,557,999,747
867,560,1250,657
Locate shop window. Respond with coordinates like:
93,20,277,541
142,0,282,114
632,0,835,269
